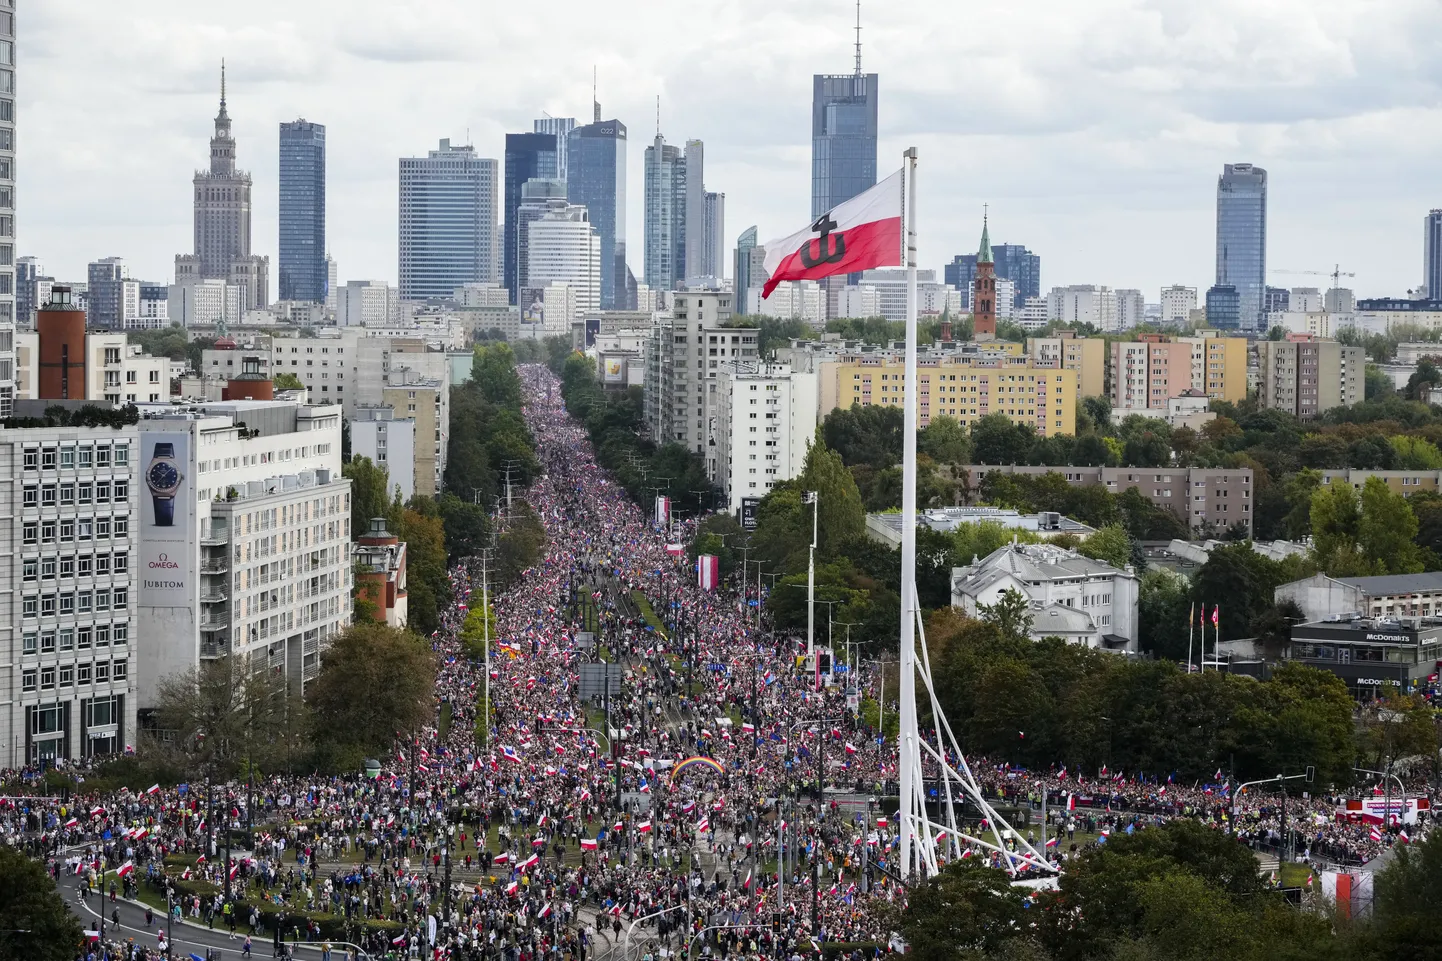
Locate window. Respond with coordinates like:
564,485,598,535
41,447,56,469
60,446,74,469
114,517,128,537
112,587,127,608
21,595,35,617
22,486,35,506
40,595,55,616
113,624,128,646
94,589,110,612
60,483,74,505
22,558,35,581
95,481,110,503
78,447,92,469
112,661,127,682
41,485,55,506
21,669,35,692
95,554,110,575
21,631,34,654
22,448,35,470
60,557,73,577
78,482,92,504
77,664,90,685
78,591,91,614
113,480,128,500
77,519,92,540
59,629,73,651
95,626,110,647
22,522,35,544
77,627,91,650
59,594,73,614
40,668,54,689
59,666,73,687
113,553,127,574
95,447,110,468
113,444,129,466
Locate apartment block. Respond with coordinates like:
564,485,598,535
350,406,418,502
712,363,818,513
0,424,140,766
1026,331,1105,400
1255,337,1363,419
963,464,1253,534
830,360,1077,434
1110,336,1192,412
1180,332,1248,403
381,374,448,498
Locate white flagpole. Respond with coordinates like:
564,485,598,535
898,147,920,879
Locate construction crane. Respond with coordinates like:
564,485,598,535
1274,264,1356,291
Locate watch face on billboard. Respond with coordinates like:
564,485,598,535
140,432,193,607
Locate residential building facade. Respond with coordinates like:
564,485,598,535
1255,337,1363,418
712,363,818,512
350,406,417,502
1160,285,1197,325
826,358,1076,434
380,374,448,498
643,291,757,455
1026,332,1105,400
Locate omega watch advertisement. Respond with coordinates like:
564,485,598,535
139,432,193,607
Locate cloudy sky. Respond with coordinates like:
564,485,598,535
20,0,1442,300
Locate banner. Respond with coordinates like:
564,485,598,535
697,555,719,591
654,495,670,528
1338,796,1429,825
139,431,195,607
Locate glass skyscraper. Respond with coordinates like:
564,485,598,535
734,226,758,301
1424,209,1442,300
504,132,558,303
811,72,878,218
567,118,629,309
643,133,686,291
1215,163,1267,331
278,119,326,304
398,139,499,301
945,243,1040,304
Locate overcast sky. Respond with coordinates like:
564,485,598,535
20,0,1442,300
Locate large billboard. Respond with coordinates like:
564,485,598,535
139,432,194,607
602,357,625,385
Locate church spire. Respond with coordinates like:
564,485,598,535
978,204,993,264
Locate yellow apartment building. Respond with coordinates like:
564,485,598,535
1026,332,1105,399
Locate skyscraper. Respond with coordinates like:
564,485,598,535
704,192,725,281
525,201,600,323
515,179,568,299
398,139,499,301
811,12,878,218
0,3,14,415
503,132,559,303
1215,163,1267,331
278,119,326,304
734,227,761,303
1424,209,1442,300
945,242,1040,304
568,113,629,309
534,116,576,182
175,63,268,310
683,140,706,281
643,132,686,291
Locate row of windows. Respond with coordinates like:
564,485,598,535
21,660,128,692
22,588,130,617
23,552,128,580
22,444,129,471
22,623,129,653
22,516,128,544
22,480,130,507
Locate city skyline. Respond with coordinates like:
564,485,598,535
17,0,1442,302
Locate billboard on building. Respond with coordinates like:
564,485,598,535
603,357,625,384
139,432,194,607
739,497,761,531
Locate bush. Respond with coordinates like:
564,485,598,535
160,874,404,941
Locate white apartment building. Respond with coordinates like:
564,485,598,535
14,332,170,405
336,281,398,327
169,279,242,327
713,363,818,512
748,281,824,326
453,283,510,308
950,541,1140,651
134,401,351,711
535,284,579,334
644,291,759,457
350,406,417,502
0,424,140,766
1289,288,1322,313
920,283,967,319
1116,289,1146,330
837,285,881,319
527,207,601,324
1016,296,1050,331
1048,285,1119,331
1160,285,1197,325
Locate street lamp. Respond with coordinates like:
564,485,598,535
801,491,819,668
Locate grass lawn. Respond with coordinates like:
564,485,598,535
631,591,668,637
1279,862,1312,887
438,701,453,741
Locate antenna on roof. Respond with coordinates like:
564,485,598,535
656,94,661,138
593,65,600,123
854,0,863,76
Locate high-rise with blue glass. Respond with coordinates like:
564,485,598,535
503,132,558,303
1215,163,1267,331
811,72,878,219
567,106,630,309
278,119,326,304
398,139,499,301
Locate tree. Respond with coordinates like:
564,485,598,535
1310,479,1366,573
971,413,1035,465
1079,525,1131,568
344,456,400,538
919,414,972,464
495,502,547,588
306,623,436,754
1361,828,1442,960
1138,568,1191,661
892,860,1031,961
395,503,449,634
150,657,300,776
0,846,82,961
1389,435,1442,470
273,372,304,390
1357,476,1423,574
822,403,905,469
436,492,491,560
1404,357,1442,402
797,439,866,555
978,587,1034,641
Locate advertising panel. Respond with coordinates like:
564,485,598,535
139,431,194,607
739,497,761,531
1338,796,1430,825
603,357,625,384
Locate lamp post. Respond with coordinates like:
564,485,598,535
801,491,818,668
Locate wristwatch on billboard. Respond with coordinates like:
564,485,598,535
145,442,182,527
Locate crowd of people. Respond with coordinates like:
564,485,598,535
3,364,1436,961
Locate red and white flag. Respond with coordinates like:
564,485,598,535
580,838,598,851
638,820,652,834
146,784,161,796
116,861,135,878
761,169,903,298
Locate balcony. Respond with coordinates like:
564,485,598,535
200,589,228,604
200,528,229,547
200,559,229,575
199,612,229,631
200,639,230,659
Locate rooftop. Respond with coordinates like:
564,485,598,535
866,508,1094,548
1334,572,1442,595
953,541,1136,597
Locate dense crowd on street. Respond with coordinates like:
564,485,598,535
0,365,1435,961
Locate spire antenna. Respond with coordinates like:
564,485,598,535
854,0,862,76
655,95,661,139
220,58,226,105
592,65,600,123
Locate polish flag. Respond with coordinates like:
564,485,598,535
876,817,888,828
613,821,625,833
195,855,207,864
1045,837,1058,848
696,817,710,833
64,817,78,828
146,784,162,796
1067,794,1076,812
1399,829,1411,843
761,169,903,298
638,821,652,834
844,743,858,755
493,853,510,865
520,854,540,870
1369,827,1383,842
742,868,752,891
539,903,552,919
505,881,519,895
116,861,135,878
580,839,598,851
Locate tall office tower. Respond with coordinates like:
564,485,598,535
1215,163,1267,331
643,131,686,291
569,112,629,308
324,254,338,312
278,119,327,304
175,64,269,312
704,192,725,281
946,242,1040,304
515,179,568,297
971,215,997,340
503,132,559,303
87,257,127,329
526,202,600,326
811,10,878,218
534,116,576,182
0,2,16,415
1424,209,1442,300
734,226,759,303
16,256,40,328
683,140,706,280
397,138,499,301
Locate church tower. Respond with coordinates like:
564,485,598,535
972,210,996,341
